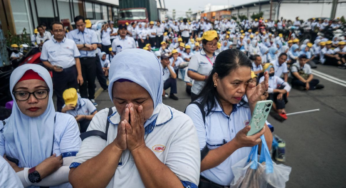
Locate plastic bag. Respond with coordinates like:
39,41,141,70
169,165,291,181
230,135,292,188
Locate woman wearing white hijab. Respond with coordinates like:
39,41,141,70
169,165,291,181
0,64,81,187
69,49,200,188
249,39,260,56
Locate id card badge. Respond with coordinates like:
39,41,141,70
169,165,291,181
118,157,122,166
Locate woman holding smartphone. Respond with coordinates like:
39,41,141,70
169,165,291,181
185,49,273,188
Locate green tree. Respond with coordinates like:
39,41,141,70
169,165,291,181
238,15,248,21
250,12,263,20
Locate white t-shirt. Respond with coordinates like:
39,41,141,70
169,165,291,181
272,60,289,78
101,30,112,46
71,105,200,188
180,24,190,37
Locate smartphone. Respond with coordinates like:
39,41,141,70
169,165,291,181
56,66,63,69
6,155,19,166
247,100,273,136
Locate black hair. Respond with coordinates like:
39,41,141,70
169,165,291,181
250,54,260,61
51,21,64,29
196,49,252,115
40,23,46,27
279,53,287,58
74,15,85,24
37,26,43,30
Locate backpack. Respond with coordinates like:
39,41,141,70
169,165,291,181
80,107,113,141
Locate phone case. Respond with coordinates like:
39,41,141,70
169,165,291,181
247,100,273,136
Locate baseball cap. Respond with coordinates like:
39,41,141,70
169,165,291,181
299,54,307,59
63,88,78,107
118,24,127,30
202,30,219,41
172,49,178,54
85,20,91,28
161,53,170,59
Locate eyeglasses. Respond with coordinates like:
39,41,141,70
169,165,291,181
13,89,49,101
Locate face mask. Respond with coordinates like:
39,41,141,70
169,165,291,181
269,73,275,77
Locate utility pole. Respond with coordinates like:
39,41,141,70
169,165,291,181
269,0,273,20
330,0,338,19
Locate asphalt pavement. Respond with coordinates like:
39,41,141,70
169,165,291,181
92,63,346,188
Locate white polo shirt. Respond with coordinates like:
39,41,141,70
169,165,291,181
188,49,217,95
251,61,263,72
40,37,80,69
156,25,165,37
139,29,149,40
291,62,312,75
185,100,252,186
148,27,157,38
63,98,97,117
70,104,200,188
110,28,118,40
272,60,288,78
101,30,112,46
170,57,184,70
259,75,291,93
36,32,50,44
162,65,174,82
180,24,190,37
111,36,136,54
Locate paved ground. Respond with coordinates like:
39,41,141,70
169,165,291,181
92,64,346,188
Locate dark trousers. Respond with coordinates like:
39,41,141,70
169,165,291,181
192,30,198,38
149,37,156,48
138,39,148,48
182,36,189,44
101,45,111,54
199,176,230,188
191,92,198,102
156,36,163,48
53,66,78,112
80,57,97,100
95,54,108,90
325,56,340,66
163,78,177,94
292,78,319,90
268,93,286,110
79,119,91,133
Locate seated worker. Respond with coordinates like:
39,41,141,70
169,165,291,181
322,41,343,66
10,44,23,61
177,43,185,54
109,47,115,62
161,53,179,100
159,41,171,54
291,54,324,90
272,53,289,82
193,42,201,53
300,42,317,68
260,63,291,120
332,41,346,68
251,54,263,77
100,52,110,77
62,88,98,133
170,49,184,76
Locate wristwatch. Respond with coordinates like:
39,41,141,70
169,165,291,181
28,167,42,183
83,43,86,47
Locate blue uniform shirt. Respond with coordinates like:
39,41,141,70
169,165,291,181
67,28,98,57
40,37,80,69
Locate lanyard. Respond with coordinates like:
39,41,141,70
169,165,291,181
205,55,214,66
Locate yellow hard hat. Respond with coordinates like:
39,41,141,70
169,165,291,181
185,45,191,49
195,42,200,47
241,30,244,33
34,29,38,34
293,38,299,43
172,49,178,54
248,29,252,32
63,88,78,107
126,22,129,25
320,42,326,46
143,47,148,50
326,41,332,45
109,47,112,51
197,37,202,41
307,43,313,48
288,40,293,44
11,44,18,48
263,63,274,72
255,19,258,21
250,35,254,38
150,21,154,25
190,39,195,43
162,20,165,23
227,31,230,34
265,20,268,23
255,31,259,34
251,71,257,79
145,43,151,47
240,36,244,39
217,42,221,49
225,35,230,39
85,20,91,28
164,32,167,36
202,30,219,41
338,41,346,45
279,33,283,37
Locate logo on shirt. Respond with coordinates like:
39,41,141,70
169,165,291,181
152,144,165,152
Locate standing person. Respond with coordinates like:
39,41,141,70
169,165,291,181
41,22,83,112
139,24,149,49
180,18,190,44
109,21,118,44
111,24,136,55
156,21,164,49
185,49,272,188
62,88,97,133
67,15,99,106
188,30,219,101
161,53,179,100
36,26,50,46
101,24,112,54
0,64,81,187
69,49,200,188
148,21,157,48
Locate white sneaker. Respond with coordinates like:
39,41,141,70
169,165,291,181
90,99,98,107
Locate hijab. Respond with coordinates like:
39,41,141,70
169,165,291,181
269,46,278,59
4,64,55,168
108,49,163,133
300,45,311,59
290,44,300,56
